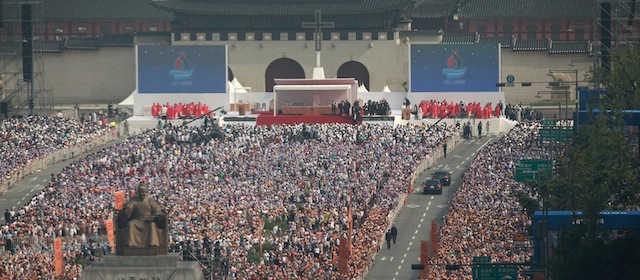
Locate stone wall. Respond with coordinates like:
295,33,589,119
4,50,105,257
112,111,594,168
13,41,592,106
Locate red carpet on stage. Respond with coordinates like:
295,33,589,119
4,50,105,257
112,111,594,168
256,113,355,126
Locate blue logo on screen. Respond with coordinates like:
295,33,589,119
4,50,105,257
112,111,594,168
441,49,466,80
169,51,194,81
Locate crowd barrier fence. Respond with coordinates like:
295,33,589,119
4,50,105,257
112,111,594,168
360,133,460,279
0,127,118,197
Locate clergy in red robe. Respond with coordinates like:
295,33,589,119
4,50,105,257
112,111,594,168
166,104,173,119
151,103,158,117
483,105,492,119
475,104,483,119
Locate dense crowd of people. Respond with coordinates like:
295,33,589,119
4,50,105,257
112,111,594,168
1,112,581,279
0,116,110,190
0,121,457,279
428,122,564,279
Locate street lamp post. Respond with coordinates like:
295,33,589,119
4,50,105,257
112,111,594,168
548,69,578,126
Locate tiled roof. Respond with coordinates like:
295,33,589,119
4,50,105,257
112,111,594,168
0,43,20,56
65,37,101,50
441,33,478,44
512,39,549,51
34,41,65,53
150,0,410,16
100,35,134,48
399,30,443,37
458,0,599,20
548,41,591,54
7,0,635,23
406,0,459,18
42,0,174,21
479,36,513,48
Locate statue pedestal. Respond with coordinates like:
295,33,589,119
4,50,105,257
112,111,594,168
80,253,204,280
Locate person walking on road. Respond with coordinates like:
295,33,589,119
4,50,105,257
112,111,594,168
391,225,398,244
4,209,11,225
443,143,448,158
486,121,490,136
477,122,483,139
385,230,393,249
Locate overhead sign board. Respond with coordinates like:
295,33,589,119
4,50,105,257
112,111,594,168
515,159,552,182
472,264,519,280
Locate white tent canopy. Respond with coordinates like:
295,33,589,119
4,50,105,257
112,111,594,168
227,81,234,93
118,89,135,115
229,78,249,105
231,77,248,93
358,84,369,93
382,85,391,92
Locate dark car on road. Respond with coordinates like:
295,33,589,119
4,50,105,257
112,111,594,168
423,179,442,194
431,170,451,186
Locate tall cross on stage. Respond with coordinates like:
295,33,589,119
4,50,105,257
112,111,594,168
302,10,335,68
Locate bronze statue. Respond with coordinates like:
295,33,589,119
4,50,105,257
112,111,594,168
115,183,167,255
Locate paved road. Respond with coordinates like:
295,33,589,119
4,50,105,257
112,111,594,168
366,135,498,280
0,140,121,224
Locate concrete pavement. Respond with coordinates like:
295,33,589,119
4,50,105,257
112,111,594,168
366,135,498,280
0,139,121,225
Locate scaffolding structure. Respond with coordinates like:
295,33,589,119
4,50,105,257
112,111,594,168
0,0,53,117
594,0,640,70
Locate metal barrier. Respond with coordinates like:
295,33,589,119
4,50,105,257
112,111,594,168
0,129,117,195
360,134,460,279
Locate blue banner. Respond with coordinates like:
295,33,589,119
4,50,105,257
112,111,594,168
137,45,226,93
411,44,499,92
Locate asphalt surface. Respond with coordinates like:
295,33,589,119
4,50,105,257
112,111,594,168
0,139,121,223
366,135,499,280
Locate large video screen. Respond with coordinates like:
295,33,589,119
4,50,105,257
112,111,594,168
137,45,226,94
410,44,500,92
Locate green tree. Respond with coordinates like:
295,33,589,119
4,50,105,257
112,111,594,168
598,46,640,110
544,44,640,279
545,44,640,218
550,229,640,280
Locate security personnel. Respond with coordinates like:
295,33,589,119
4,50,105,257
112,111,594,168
385,230,392,249
391,225,398,244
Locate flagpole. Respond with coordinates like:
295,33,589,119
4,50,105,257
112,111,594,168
259,218,264,257
348,195,353,249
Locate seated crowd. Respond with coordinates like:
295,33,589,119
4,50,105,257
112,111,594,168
150,102,214,119
429,122,565,279
0,121,457,279
0,116,110,189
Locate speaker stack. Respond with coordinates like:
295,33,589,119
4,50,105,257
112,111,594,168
22,4,33,82
599,2,611,71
